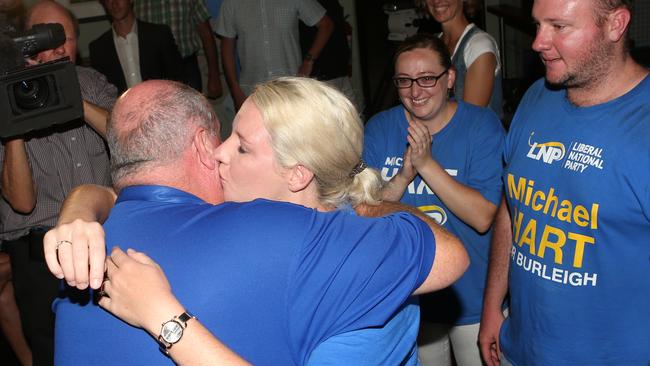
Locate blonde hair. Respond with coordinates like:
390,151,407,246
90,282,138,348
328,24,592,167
250,77,382,208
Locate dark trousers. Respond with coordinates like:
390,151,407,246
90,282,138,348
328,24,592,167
182,53,203,93
4,230,61,366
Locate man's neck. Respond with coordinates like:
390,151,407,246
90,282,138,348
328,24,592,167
117,165,223,205
112,14,135,38
567,55,648,107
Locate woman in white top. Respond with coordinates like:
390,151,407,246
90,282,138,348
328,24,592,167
418,0,503,117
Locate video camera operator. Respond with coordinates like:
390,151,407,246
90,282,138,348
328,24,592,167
0,1,117,364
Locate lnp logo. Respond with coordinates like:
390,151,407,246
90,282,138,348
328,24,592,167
526,132,565,164
419,205,447,225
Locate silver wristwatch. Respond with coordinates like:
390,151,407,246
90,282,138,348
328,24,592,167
157,311,196,355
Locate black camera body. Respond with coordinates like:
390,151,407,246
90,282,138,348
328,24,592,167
0,58,82,138
0,23,83,138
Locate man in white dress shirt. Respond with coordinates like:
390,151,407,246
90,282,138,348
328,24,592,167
89,0,183,94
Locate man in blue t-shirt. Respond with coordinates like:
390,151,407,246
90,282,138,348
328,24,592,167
479,0,650,365
49,79,468,365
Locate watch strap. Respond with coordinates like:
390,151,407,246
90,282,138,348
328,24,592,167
158,310,197,355
158,334,172,352
177,311,195,325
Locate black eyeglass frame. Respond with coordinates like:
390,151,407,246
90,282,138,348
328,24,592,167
392,68,449,89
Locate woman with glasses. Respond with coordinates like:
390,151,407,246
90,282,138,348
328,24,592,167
417,0,502,117
363,33,504,366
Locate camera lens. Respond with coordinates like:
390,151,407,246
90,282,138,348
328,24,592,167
14,77,50,110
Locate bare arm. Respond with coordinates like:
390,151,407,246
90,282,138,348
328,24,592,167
43,184,116,289
83,100,109,138
380,175,409,202
57,184,116,224
415,158,497,232
0,253,32,366
462,52,497,107
297,15,334,77
380,146,416,202
100,247,251,366
356,201,469,295
478,197,511,366
1,139,36,213
220,37,246,111
196,20,223,99
408,118,498,232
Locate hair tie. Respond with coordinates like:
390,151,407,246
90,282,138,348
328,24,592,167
349,160,367,178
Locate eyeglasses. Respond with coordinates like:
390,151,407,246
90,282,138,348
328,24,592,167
393,69,449,89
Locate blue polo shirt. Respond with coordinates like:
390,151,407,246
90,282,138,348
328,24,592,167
54,185,435,365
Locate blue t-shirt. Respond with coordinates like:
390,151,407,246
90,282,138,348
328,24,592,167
500,77,650,365
364,101,504,325
307,298,420,366
54,185,435,366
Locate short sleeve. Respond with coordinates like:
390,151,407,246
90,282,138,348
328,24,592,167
635,126,650,221
287,211,434,364
363,114,385,169
363,107,405,170
504,79,545,166
297,0,326,27
214,0,236,38
77,67,118,111
467,108,506,206
463,30,501,74
191,0,211,23
643,165,650,221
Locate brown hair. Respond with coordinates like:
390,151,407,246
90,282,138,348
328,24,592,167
393,33,452,70
593,0,633,24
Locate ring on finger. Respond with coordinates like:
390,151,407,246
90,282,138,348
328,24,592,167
56,240,72,250
97,279,109,298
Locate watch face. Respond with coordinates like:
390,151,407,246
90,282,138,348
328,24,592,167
161,320,183,344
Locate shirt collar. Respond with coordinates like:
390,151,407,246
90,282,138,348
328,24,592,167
116,185,208,205
112,19,138,40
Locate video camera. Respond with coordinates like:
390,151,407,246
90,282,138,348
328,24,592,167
0,23,83,138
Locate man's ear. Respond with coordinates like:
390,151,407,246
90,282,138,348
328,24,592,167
194,128,219,170
287,164,315,193
606,7,631,43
